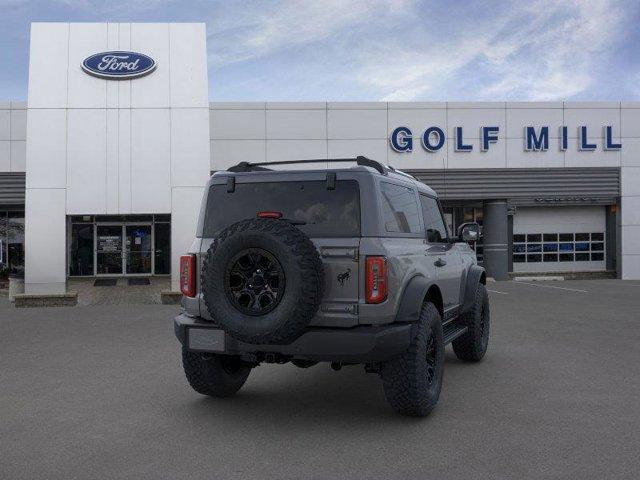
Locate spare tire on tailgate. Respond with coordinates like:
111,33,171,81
202,218,324,345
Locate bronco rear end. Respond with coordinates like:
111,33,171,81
176,161,412,363
174,157,491,417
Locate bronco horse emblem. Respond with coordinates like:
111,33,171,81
337,268,351,286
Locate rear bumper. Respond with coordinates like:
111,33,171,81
174,313,412,363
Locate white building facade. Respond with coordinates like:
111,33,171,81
1,22,639,292
22,22,210,294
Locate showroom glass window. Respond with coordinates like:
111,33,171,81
0,211,25,275
70,219,95,276
513,232,605,263
154,215,171,275
68,215,172,276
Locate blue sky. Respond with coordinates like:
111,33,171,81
1,0,639,101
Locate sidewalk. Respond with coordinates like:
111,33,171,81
68,277,172,306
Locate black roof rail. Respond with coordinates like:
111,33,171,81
387,165,417,181
226,156,387,175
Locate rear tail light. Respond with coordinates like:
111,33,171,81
180,255,196,297
365,256,387,304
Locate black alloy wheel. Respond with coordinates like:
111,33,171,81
224,248,285,316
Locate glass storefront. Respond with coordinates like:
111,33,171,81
153,222,171,275
69,223,94,276
0,210,25,277
125,225,152,274
96,225,124,275
68,215,170,277
512,232,605,264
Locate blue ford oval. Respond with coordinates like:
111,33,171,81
82,51,156,79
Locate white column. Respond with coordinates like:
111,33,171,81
170,187,205,290
25,189,66,294
24,106,68,294
168,23,210,291
620,166,640,279
621,105,640,279
168,108,210,290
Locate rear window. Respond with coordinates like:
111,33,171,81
203,180,361,237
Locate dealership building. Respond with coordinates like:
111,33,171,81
1,22,640,295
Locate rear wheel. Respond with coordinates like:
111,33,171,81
380,302,444,417
182,347,252,397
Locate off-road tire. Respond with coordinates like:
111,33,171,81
380,302,444,417
182,348,251,397
452,283,490,362
202,218,324,345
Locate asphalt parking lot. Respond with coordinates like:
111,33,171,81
1,280,640,479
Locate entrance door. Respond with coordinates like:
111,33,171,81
125,225,152,275
96,225,123,275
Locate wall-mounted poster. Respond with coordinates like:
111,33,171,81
98,236,121,253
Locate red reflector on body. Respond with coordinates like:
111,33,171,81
257,211,283,219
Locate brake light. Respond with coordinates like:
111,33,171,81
365,256,387,304
180,255,196,297
257,211,282,219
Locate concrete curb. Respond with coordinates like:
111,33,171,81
160,291,182,305
14,292,78,308
514,276,564,282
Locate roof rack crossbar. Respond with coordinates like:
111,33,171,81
227,156,386,174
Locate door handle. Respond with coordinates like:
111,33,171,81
434,258,447,267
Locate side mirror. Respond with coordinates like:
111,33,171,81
457,222,481,242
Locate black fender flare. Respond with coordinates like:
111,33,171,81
394,275,435,323
460,265,486,315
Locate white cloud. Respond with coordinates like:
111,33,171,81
207,0,629,101
356,0,627,101
9,0,176,11
480,0,625,100
208,0,414,66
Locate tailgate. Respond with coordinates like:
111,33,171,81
311,237,360,327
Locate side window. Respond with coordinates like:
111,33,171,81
380,182,422,234
420,195,448,243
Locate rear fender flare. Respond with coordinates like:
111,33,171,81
394,275,436,323
461,265,486,315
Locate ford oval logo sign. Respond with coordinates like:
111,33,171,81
82,51,156,80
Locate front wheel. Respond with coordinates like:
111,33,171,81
452,283,490,362
380,302,444,417
182,348,252,397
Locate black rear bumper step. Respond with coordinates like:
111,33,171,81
443,324,468,345
175,314,413,363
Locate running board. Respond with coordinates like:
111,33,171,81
443,324,468,345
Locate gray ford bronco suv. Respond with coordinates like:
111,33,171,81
174,157,490,416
